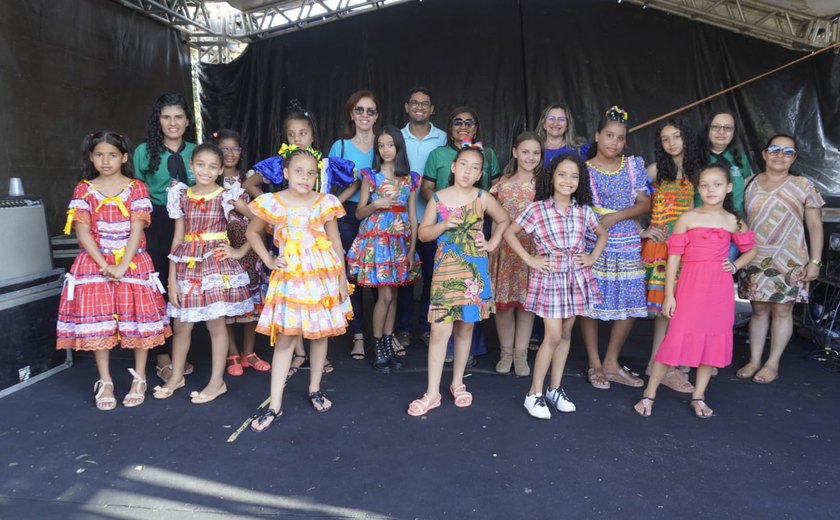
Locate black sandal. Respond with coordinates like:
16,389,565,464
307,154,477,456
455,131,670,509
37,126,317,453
250,407,282,433
389,334,407,357
351,334,365,360
287,354,306,380
308,390,332,413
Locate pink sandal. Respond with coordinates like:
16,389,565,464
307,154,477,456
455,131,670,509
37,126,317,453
407,394,441,416
450,384,473,408
226,355,243,376
241,353,271,372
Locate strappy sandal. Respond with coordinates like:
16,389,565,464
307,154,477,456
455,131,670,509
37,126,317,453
242,353,271,372
122,369,146,408
287,354,306,379
250,407,283,433
450,384,473,408
308,390,332,413
691,398,714,419
94,380,116,411
226,355,243,377
155,362,193,383
350,333,365,360
634,396,655,417
389,334,406,357
661,369,694,394
407,393,441,417
322,360,334,374
587,368,610,390
152,377,185,399
605,365,644,388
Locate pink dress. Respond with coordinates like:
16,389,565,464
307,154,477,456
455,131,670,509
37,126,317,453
655,227,755,368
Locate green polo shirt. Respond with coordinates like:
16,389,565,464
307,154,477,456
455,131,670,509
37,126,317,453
694,149,752,215
133,141,197,205
423,144,501,192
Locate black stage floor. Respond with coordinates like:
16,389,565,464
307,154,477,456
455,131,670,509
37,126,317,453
1,319,838,519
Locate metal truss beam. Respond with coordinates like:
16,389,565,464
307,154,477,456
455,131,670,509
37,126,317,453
624,0,840,50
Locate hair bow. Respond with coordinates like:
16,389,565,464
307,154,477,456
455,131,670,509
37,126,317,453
605,106,629,123
459,139,484,151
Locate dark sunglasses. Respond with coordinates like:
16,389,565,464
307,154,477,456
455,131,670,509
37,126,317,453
452,118,476,128
353,106,378,116
766,145,796,157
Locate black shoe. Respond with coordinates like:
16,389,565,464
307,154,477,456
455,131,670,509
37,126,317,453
384,335,404,371
371,337,390,373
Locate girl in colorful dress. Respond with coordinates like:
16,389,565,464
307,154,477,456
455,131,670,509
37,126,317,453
490,132,543,376
247,148,352,431
57,131,171,410
153,144,256,404
212,130,271,377
580,106,651,390
640,119,701,394
504,153,608,419
634,164,756,418
407,143,510,416
347,126,421,372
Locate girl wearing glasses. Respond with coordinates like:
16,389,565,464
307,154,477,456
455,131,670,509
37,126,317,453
212,130,270,378
737,134,824,384
329,90,381,361
535,102,589,167
700,111,753,215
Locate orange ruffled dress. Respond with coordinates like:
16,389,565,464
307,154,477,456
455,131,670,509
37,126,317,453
249,193,353,341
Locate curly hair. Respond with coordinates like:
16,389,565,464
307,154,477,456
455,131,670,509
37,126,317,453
535,153,593,206
80,130,134,181
652,118,703,184
142,93,196,174
211,129,247,182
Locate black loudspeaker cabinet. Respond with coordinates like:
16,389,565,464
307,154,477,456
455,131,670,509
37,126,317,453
0,269,71,398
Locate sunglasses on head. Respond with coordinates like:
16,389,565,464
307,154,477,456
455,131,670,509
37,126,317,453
353,106,378,116
452,118,476,128
766,144,796,157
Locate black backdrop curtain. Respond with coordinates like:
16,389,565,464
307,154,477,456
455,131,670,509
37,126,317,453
199,0,840,194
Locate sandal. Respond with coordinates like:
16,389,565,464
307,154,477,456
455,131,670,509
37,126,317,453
152,377,185,400
450,384,473,408
350,334,365,360
528,338,540,351
605,366,644,388
241,353,271,372
691,398,714,418
250,408,282,433
407,393,441,417
587,368,610,390
94,380,116,411
308,390,332,413
634,396,655,417
736,362,760,379
287,354,306,379
661,369,694,394
155,363,193,383
190,383,228,404
322,360,334,374
752,365,778,384
122,369,146,408
389,334,406,357
226,355,243,377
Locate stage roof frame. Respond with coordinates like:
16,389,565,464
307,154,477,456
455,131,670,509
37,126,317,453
111,0,840,63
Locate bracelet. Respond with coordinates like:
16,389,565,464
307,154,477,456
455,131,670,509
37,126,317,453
810,259,822,266
730,260,738,271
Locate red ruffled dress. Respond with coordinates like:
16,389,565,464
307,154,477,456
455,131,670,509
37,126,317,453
166,182,255,322
56,180,171,350
655,227,755,368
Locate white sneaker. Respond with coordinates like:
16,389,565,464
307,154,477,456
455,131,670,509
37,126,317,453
524,393,551,419
546,387,576,413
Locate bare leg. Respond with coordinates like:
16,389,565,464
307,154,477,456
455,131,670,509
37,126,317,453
197,317,228,395
241,321,258,356
163,318,193,392
424,321,454,401
384,294,398,337
495,307,515,350
126,348,149,402
547,317,576,390
529,318,561,395
514,308,536,354
93,349,114,400
265,335,296,412
633,360,670,416
755,302,794,382
647,315,669,372
450,321,474,390
226,323,239,356
602,318,637,374
740,301,771,378
691,365,715,417
308,338,327,393
580,316,602,370
372,287,395,338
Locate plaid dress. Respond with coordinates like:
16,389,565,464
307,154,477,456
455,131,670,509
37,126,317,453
223,175,263,322
516,198,601,319
166,182,255,322
57,180,171,350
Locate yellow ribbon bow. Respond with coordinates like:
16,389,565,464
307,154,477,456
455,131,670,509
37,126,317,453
111,247,137,271
95,196,129,217
63,208,77,235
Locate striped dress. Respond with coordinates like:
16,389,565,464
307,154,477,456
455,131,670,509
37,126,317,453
641,178,694,312
584,155,648,320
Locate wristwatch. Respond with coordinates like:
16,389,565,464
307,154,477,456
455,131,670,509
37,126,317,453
809,259,822,266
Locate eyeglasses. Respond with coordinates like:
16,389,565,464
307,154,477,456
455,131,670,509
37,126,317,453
353,106,378,116
710,124,735,133
545,115,567,124
452,118,476,128
220,146,242,154
408,100,431,108
766,145,796,157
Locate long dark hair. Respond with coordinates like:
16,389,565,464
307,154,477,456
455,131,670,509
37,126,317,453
373,125,410,177
81,131,134,181
535,153,593,206
700,110,745,165
653,118,703,184
503,132,544,178
141,93,196,174
211,129,247,182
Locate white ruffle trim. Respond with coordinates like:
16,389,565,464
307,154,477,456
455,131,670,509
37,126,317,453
168,299,255,323
166,182,189,219
222,184,245,222
173,272,250,293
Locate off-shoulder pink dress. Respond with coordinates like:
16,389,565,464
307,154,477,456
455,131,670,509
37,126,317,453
655,227,755,368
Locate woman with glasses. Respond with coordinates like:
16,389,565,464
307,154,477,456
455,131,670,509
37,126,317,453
535,102,589,167
700,111,753,215
421,107,502,364
737,134,824,384
328,90,381,360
